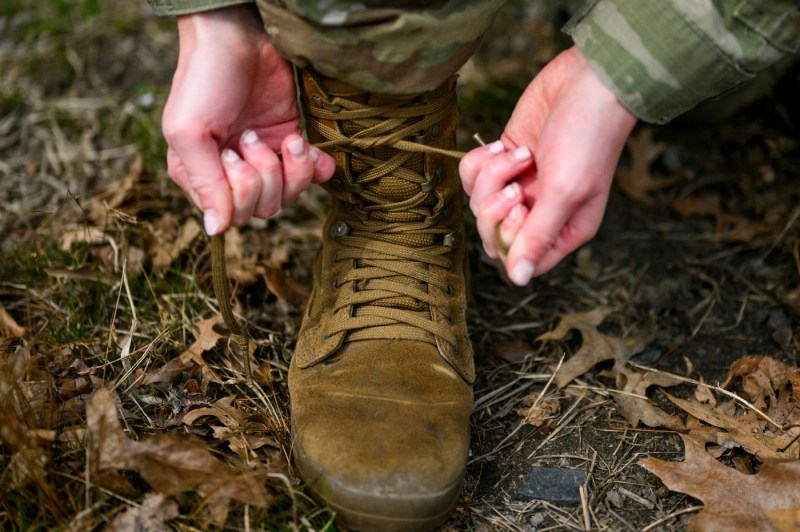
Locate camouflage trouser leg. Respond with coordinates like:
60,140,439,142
255,0,506,94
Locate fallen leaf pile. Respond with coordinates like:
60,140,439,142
536,307,684,430
88,388,268,527
637,356,800,530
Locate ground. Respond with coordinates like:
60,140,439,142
1,1,798,531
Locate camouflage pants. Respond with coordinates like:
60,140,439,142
255,0,507,94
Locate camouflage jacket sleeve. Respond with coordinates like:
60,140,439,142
565,0,800,124
146,0,253,16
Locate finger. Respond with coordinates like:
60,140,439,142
239,130,283,219
469,146,534,213
281,134,315,205
505,185,575,286
169,134,232,236
498,203,528,256
475,182,524,259
309,147,336,184
458,140,506,195
221,149,262,226
529,196,606,275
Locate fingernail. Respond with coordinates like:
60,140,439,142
204,209,221,236
242,129,261,147
488,140,505,154
507,203,524,222
510,259,535,286
222,149,241,164
502,182,521,200
309,147,320,163
287,137,306,159
512,146,532,162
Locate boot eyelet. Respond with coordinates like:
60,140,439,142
332,278,340,291
332,253,341,265
445,284,453,296
443,231,460,248
445,258,454,271
445,314,454,324
330,221,351,238
420,166,443,193
312,94,324,107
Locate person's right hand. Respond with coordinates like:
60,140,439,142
162,5,335,235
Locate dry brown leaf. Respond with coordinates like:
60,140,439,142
616,129,684,204
183,396,282,462
87,389,268,527
614,371,684,430
694,376,717,406
179,316,224,379
0,304,25,338
492,339,534,364
640,432,800,531
0,346,57,495
671,193,774,243
108,492,179,532
150,217,202,270
536,307,651,388
265,265,310,310
672,194,722,219
666,393,798,461
89,155,143,224
539,309,683,428
58,226,108,252
514,393,560,427
142,316,224,386
722,355,800,409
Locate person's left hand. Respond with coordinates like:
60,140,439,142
459,47,637,285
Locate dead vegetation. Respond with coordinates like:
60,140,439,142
2,1,800,530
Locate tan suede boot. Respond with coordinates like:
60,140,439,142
291,69,473,531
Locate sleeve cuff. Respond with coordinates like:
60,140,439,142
146,0,254,16
564,0,754,124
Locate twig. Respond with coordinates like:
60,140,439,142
628,362,784,431
617,486,654,509
579,484,590,531
641,505,704,532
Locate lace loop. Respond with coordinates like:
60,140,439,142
305,81,464,348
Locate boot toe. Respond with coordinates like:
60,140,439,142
290,342,471,531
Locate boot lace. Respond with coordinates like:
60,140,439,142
305,81,464,348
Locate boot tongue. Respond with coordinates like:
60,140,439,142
335,92,440,314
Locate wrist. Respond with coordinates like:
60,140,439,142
177,4,265,53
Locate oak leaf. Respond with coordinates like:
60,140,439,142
666,394,798,461
640,432,800,531
616,129,684,204
538,308,682,429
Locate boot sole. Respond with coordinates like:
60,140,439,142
293,432,464,531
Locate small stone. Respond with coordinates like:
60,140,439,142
515,466,587,504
